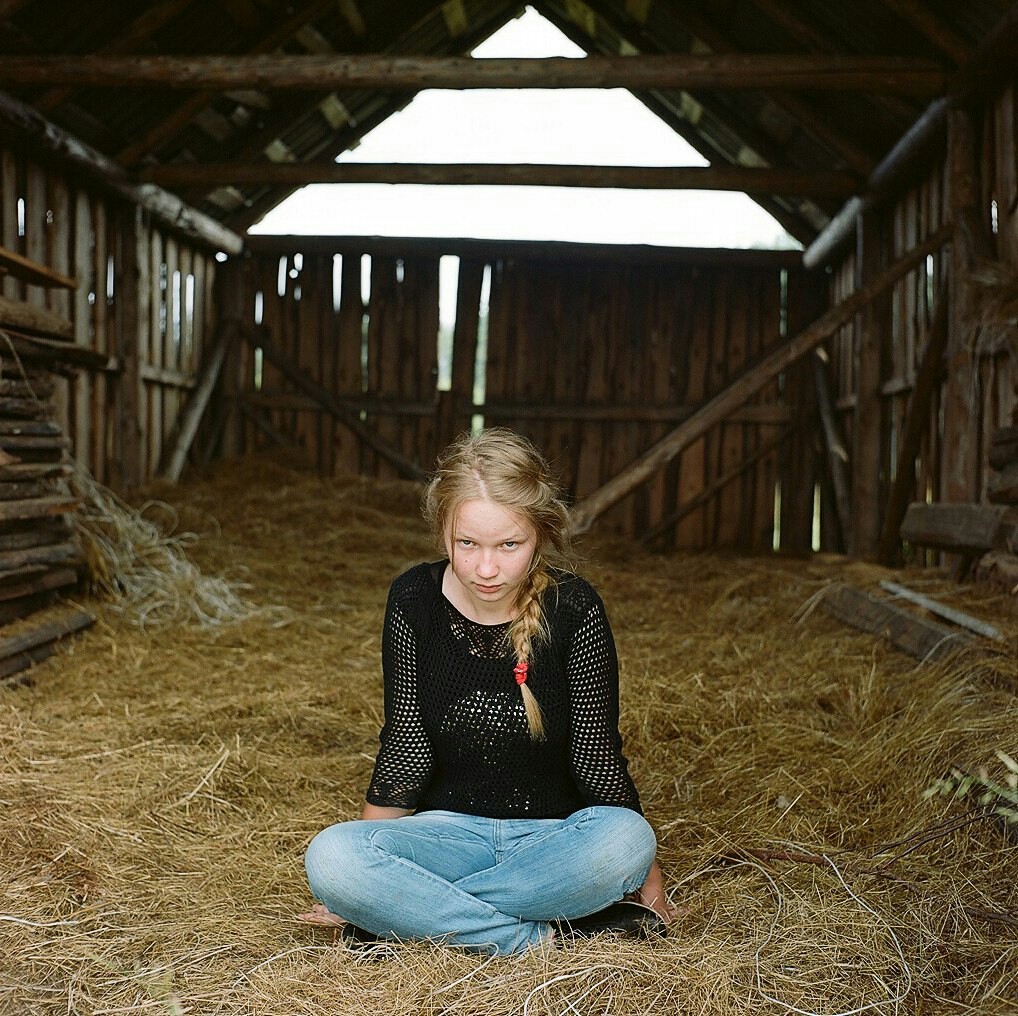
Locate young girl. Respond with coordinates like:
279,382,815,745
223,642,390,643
300,428,672,955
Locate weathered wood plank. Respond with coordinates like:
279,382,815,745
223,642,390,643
822,583,971,662
900,502,1018,553
0,566,77,603
0,496,78,522
0,540,81,572
0,607,95,664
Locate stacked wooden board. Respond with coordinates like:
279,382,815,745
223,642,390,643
0,243,94,684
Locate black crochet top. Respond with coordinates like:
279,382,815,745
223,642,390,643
366,561,642,819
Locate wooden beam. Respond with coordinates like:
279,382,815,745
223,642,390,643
141,161,860,196
803,98,949,269
239,326,427,482
0,54,948,93
822,584,971,663
568,223,952,533
0,244,77,290
0,91,243,254
899,502,1018,554
245,233,804,268
877,294,949,563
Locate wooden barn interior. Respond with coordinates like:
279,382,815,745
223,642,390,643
2,2,1018,1014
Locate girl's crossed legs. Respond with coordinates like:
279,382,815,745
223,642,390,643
303,806,656,956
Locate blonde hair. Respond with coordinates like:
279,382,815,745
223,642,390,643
424,428,572,740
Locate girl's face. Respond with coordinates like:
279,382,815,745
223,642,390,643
444,498,537,623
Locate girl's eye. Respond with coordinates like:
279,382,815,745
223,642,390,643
458,539,474,548
503,541,517,550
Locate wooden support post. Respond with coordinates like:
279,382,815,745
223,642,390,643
812,347,852,550
942,107,990,504
877,294,950,563
849,209,888,558
115,206,148,491
568,224,951,534
240,326,427,482
159,323,235,482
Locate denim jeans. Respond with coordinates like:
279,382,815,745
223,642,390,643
304,806,656,956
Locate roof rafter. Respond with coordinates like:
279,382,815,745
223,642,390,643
114,0,339,166
34,0,198,114
880,0,973,65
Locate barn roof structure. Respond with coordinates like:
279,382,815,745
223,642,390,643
1,0,1015,261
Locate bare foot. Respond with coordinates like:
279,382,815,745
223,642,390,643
297,903,348,927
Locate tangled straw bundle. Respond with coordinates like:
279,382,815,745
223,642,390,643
71,465,291,631
2,457,1017,1015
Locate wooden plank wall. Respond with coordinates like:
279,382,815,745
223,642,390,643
0,143,217,488
219,240,821,550
826,80,1018,561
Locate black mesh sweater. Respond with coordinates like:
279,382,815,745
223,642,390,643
366,561,643,819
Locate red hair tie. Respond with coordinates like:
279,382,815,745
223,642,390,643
513,661,529,686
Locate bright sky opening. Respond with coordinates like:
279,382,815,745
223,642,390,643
251,6,798,250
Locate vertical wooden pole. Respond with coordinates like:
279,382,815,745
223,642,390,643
115,205,148,491
448,258,484,446
942,107,990,504
849,209,887,557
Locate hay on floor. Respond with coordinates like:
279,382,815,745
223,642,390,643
2,454,1017,1015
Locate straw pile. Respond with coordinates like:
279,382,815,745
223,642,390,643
2,454,1017,1016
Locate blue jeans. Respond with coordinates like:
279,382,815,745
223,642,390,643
304,806,656,956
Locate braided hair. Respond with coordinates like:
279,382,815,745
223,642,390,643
423,428,572,740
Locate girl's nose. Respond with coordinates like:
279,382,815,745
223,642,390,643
477,551,498,578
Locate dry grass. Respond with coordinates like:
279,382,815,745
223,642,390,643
2,454,1018,1015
